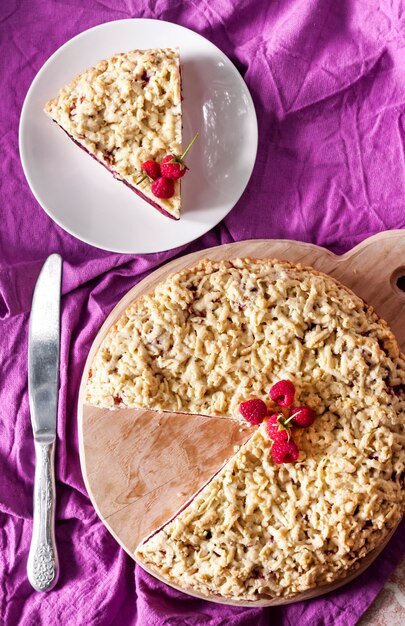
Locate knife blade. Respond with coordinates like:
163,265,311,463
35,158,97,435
27,253,62,592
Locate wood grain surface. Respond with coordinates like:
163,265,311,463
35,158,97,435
78,230,405,606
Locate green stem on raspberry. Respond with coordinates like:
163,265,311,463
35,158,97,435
283,414,295,427
276,413,288,428
276,414,292,439
135,174,147,185
180,132,199,162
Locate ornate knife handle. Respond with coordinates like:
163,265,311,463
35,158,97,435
27,440,59,592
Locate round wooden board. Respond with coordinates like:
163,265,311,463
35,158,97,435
78,230,405,606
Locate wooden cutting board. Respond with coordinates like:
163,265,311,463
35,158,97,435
78,231,405,606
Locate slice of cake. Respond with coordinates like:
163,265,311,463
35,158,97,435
45,48,182,219
136,417,405,600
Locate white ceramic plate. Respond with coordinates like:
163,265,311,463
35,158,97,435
19,19,258,254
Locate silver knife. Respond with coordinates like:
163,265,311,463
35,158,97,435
27,253,62,592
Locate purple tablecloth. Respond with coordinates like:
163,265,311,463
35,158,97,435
1,1,405,624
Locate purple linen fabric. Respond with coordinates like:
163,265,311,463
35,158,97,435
1,0,405,624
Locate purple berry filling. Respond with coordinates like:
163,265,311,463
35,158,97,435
140,70,150,84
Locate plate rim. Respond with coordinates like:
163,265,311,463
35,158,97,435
19,18,258,254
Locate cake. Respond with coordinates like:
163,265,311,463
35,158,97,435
44,48,182,219
85,258,405,601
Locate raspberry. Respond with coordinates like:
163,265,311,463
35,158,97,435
266,414,289,442
160,155,187,180
158,132,198,181
239,399,267,425
271,438,299,464
290,406,316,428
269,380,295,407
141,160,161,180
151,177,175,199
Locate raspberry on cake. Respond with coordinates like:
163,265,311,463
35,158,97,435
239,398,267,424
269,379,295,406
266,413,290,441
270,436,299,464
290,405,316,427
44,48,182,219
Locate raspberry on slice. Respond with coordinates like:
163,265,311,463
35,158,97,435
266,414,289,442
161,155,187,180
157,133,198,181
290,406,316,428
269,380,295,407
151,177,175,199
271,438,299,464
239,398,267,425
141,160,161,180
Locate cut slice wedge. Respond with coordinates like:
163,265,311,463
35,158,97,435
80,407,253,554
45,48,182,219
